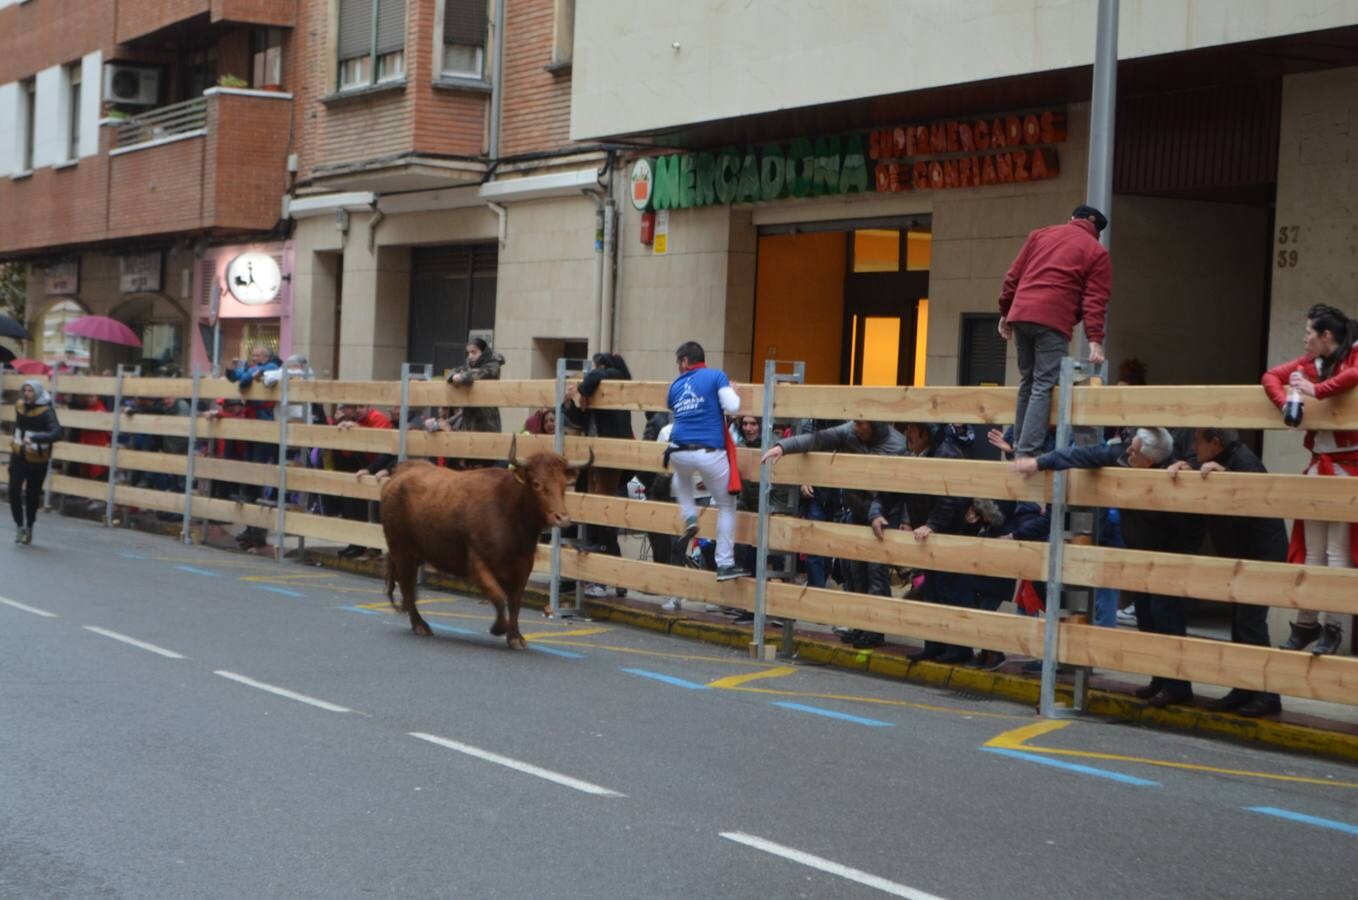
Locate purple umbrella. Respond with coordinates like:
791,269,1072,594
63,315,142,348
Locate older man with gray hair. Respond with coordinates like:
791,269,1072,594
1013,427,1205,709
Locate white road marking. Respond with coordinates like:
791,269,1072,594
0,596,58,618
83,626,186,659
214,670,352,713
720,831,947,900
409,732,625,798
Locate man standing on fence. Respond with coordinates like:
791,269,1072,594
666,341,747,582
998,205,1111,458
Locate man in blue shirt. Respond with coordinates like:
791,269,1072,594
666,341,747,581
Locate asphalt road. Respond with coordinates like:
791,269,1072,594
3,515,1357,900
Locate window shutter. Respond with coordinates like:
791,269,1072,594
337,0,373,61
376,0,406,56
444,0,486,47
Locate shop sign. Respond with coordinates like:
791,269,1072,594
630,108,1066,210
44,260,79,296
653,210,669,255
120,252,163,294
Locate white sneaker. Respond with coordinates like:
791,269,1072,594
1116,605,1137,626
584,584,610,598
660,598,682,612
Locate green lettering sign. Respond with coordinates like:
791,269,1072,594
759,144,786,201
737,148,761,203
812,136,841,196
786,137,814,198
695,153,717,206
716,148,741,204
839,134,868,195
652,155,682,210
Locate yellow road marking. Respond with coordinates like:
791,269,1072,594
521,627,612,639
985,720,1358,789
527,638,777,668
707,666,798,690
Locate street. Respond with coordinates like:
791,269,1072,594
3,515,1356,900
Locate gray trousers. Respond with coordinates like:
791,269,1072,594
1012,321,1068,457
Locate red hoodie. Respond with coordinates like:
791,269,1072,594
998,218,1111,343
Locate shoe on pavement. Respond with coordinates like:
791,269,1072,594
1146,688,1193,709
1280,621,1322,651
1312,623,1344,656
732,611,755,625
937,647,974,665
833,626,856,644
673,519,699,557
1204,689,1253,712
1116,605,1138,626
704,603,724,613
584,584,610,598
1237,695,1282,718
907,645,946,663
1134,679,1164,700
18,527,31,545
715,565,749,582
660,597,682,613
973,651,1007,671
850,631,885,649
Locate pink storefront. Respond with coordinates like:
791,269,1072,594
190,241,295,373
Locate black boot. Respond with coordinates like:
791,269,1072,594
1204,689,1253,712
907,642,946,662
1238,694,1282,717
1281,621,1322,651
1134,678,1164,700
1312,624,1344,656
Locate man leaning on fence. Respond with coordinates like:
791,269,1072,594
1013,427,1206,708
998,205,1111,458
1167,429,1285,717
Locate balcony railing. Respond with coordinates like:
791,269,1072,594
114,98,208,151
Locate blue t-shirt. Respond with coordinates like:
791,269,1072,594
667,367,731,449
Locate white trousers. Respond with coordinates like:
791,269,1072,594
1300,465,1352,628
669,448,736,569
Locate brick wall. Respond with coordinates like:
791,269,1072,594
109,136,209,236
211,0,295,27
115,1,211,45
0,139,111,254
499,0,573,157
0,0,114,85
207,92,291,230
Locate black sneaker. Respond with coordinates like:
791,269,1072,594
673,520,699,558
1237,695,1282,718
1280,621,1322,651
1312,624,1344,656
851,631,885,649
715,565,749,582
1204,689,1252,712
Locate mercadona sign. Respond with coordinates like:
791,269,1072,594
630,109,1067,212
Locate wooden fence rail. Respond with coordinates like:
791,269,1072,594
5,373,1358,708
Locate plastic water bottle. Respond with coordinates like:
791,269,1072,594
627,476,646,500
1283,385,1305,428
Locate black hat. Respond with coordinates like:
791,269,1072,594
1072,204,1108,233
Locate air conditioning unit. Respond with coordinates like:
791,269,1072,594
103,65,160,106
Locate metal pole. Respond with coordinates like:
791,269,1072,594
752,360,778,658
104,365,136,527
778,360,806,658
1040,357,1078,718
273,368,291,562
397,363,432,463
42,368,58,511
181,371,202,544
549,357,566,617
1080,0,1118,362
212,322,222,377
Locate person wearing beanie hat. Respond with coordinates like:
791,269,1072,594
997,203,1112,458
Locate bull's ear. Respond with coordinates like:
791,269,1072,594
506,434,519,469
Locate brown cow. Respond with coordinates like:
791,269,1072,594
380,437,592,649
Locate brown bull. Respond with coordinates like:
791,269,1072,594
380,437,592,649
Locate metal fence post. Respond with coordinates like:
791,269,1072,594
549,357,567,618
181,371,202,544
42,368,58,511
273,368,291,562
104,365,137,527
397,363,432,462
778,360,806,658
1040,357,1079,718
752,360,779,658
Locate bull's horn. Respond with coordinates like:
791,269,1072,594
566,447,595,471
507,434,520,469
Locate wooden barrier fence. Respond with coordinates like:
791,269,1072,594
3,370,1357,708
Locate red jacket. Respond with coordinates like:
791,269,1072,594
999,219,1111,343
1262,342,1358,453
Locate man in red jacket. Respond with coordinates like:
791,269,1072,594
998,204,1111,457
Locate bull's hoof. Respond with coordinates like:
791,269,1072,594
412,621,433,637
507,635,528,651
490,619,509,636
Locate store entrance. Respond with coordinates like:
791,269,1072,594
752,216,931,386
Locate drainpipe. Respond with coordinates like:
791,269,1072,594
487,201,507,250
488,0,508,160
585,188,606,355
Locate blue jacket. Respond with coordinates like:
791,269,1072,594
667,367,732,449
226,355,281,420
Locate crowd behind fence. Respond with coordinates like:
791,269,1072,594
3,367,1357,714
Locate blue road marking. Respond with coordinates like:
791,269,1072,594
342,605,386,617
772,701,894,727
253,585,305,598
530,644,585,659
621,668,710,690
430,622,480,637
1246,807,1358,837
175,565,221,577
120,552,149,560
982,747,1160,787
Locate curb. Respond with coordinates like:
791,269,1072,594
298,548,1358,766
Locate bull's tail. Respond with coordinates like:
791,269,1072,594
384,555,398,608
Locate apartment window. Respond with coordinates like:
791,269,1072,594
20,78,36,172
551,0,575,66
66,63,82,161
337,0,406,92
252,27,284,88
442,0,486,78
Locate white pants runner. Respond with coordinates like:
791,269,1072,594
669,448,737,569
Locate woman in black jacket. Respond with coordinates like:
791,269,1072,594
9,380,62,544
